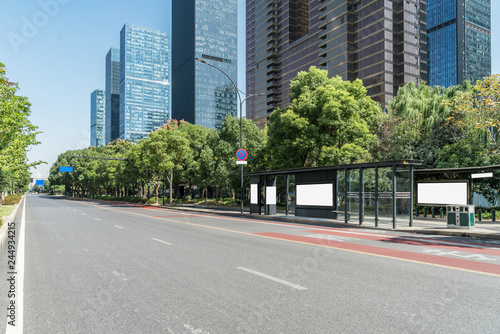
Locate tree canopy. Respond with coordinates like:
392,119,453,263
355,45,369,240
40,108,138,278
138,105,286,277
0,62,42,195
379,80,473,167
448,74,500,150
266,66,382,169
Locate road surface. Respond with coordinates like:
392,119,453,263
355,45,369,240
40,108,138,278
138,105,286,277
1,194,500,333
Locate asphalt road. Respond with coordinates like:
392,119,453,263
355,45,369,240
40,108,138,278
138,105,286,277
1,194,500,333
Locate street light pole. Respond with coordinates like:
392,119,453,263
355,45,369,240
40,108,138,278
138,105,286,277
195,57,265,213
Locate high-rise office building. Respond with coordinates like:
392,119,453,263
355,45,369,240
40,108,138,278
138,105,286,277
90,89,106,147
105,47,120,144
427,0,491,87
120,23,170,142
246,0,428,126
172,0,238,130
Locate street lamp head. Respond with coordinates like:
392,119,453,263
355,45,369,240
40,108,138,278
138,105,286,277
195,57,206,64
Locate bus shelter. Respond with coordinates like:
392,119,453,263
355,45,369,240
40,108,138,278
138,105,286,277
247,160,422,228
414,164,500,208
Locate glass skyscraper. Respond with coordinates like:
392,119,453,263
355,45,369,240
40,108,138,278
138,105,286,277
105,47,120,144
172,0,237,130
120,24,170,142
246,0,428,126
427,0,491,87
90,89,106,147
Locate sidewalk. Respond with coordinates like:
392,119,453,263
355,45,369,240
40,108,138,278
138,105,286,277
173,204,500,240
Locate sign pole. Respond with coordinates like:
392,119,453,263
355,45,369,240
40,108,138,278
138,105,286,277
195,58,265,214
240,97,245,214
237,148,248,213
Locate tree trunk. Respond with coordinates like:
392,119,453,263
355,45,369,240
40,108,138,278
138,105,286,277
169,170,174,205
154,182,159,204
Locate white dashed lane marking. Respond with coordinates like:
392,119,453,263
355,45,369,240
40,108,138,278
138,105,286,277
151,238,173,246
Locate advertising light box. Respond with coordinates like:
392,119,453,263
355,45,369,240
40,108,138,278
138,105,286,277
250,184,258,204
266,186,276,205
417,182,468,206
296,183,333,207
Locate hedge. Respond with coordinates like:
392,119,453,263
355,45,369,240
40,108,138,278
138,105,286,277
3,194,22,205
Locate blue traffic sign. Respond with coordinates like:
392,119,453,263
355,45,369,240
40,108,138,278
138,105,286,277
59,166,73,172
236,149,247,161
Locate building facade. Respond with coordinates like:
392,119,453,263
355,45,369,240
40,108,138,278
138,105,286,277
427,0,491,87
120,24,170,142
105,47,120,144
90,89,106,147
246,0,428,126
172,0,238,130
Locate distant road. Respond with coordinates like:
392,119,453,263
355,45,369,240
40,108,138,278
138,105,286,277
1,194,500,333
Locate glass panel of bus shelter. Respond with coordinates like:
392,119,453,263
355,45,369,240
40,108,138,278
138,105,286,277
337,170,346,218
377,167,394,226
259,175,265,214
276,175,287,214
288,174,296,215
362,168,377,225
396,167,411,226
347,169,360,222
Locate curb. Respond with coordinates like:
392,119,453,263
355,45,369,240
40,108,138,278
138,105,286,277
0,195,25,253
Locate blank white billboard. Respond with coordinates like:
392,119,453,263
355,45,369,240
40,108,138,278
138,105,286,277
250,184,258,204
417,182,468,205
266,186,276,205
296,183,333,207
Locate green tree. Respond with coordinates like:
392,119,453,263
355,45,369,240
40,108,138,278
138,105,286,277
48,140,134,199
379,80,472,167
143,121,190,204
266,66,382,169
448,75,500,150
197,136,217,200
0,62,43,197
178,121,215,198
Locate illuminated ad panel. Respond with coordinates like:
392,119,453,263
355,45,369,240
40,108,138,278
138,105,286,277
266,186,276,205
417,182,468,205
250,184,258,204
296,183,333,207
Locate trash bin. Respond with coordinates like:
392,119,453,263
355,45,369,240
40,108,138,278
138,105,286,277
446,205,475,229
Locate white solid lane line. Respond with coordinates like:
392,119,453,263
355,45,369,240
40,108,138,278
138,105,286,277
151,238,173,246
6,197,26,334
114,225,124,229
237,267,307,291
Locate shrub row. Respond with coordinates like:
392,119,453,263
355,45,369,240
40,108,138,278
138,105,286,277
2,194,22,205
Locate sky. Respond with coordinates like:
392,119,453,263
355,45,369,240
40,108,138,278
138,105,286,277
0,0,499,179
